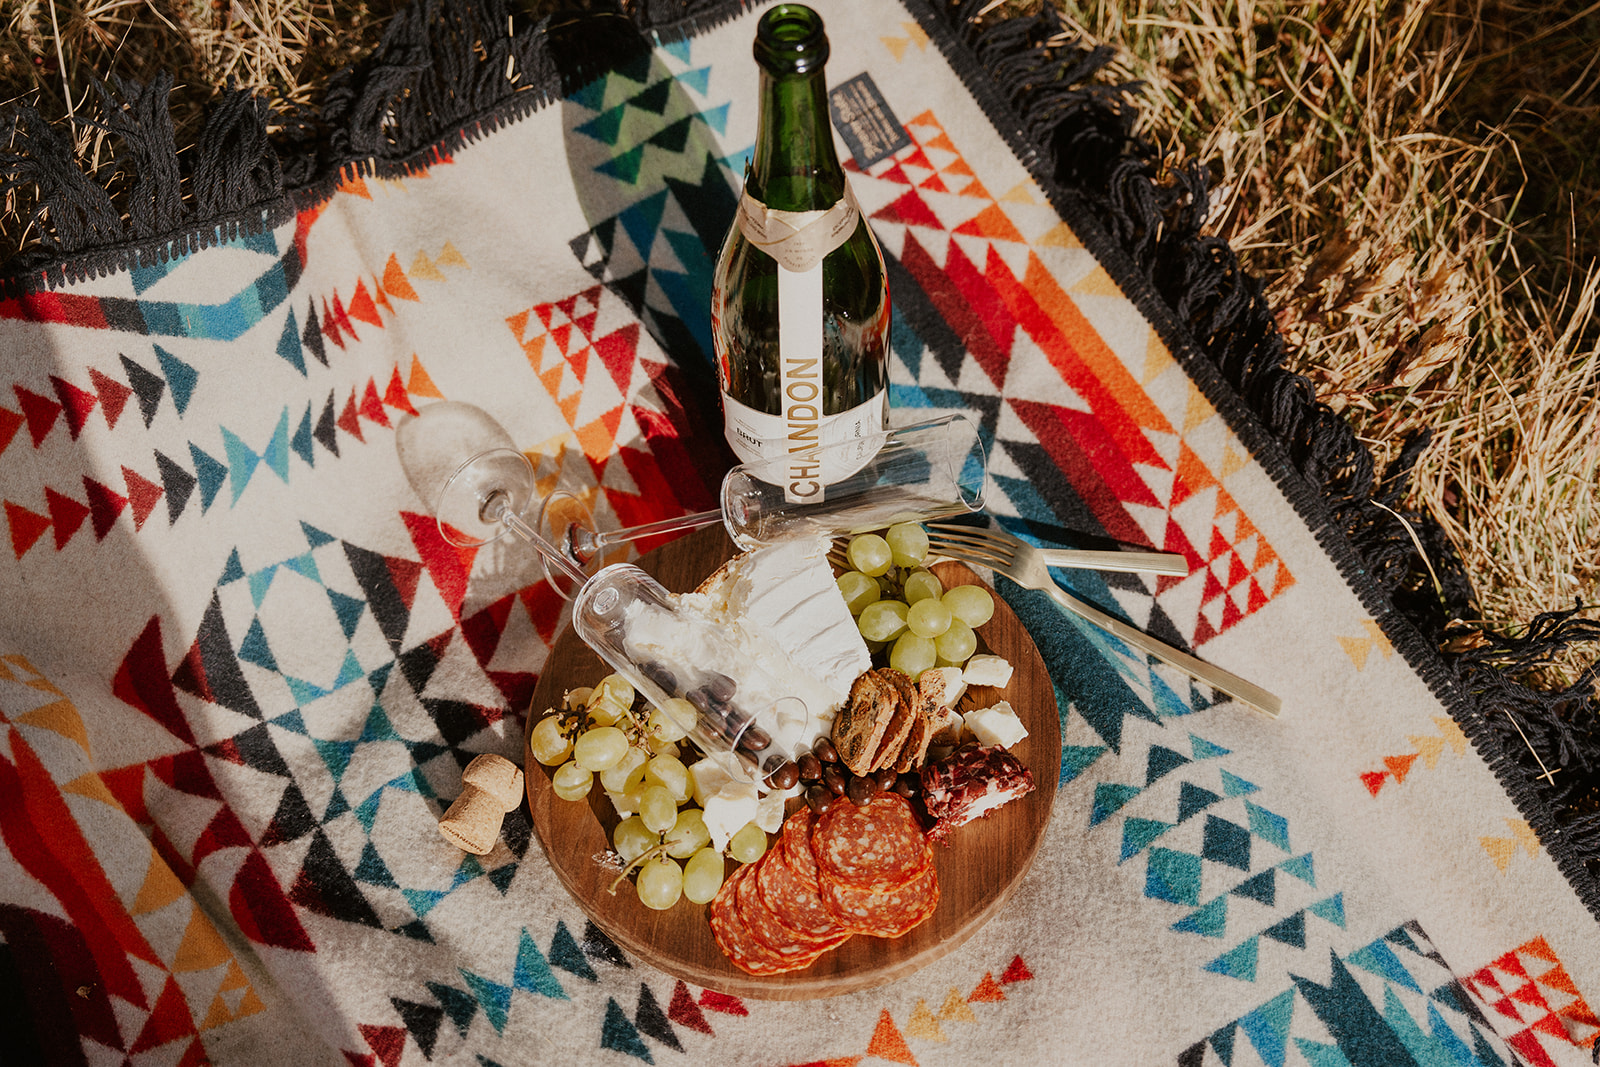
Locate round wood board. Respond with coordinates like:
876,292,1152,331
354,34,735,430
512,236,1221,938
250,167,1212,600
524,525,1060,1000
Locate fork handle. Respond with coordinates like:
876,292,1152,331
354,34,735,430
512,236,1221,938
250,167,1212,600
1041,583,1281,718
1038,548,1189,576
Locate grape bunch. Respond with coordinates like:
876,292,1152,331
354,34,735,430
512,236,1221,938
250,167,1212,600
836,522,995,681
529,674,768,910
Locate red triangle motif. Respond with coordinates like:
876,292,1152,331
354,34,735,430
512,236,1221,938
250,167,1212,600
550,323,573,355
1383,753,1419,783
901,145,934,172
44,487,89,549
14,385,62,446
573,311,599,340
344,1055,376,1067
385,555,422,610
50,375,99,439
918,172,949,193
89,368,132,429
228,849,314,951
347,279,384,328
697,990,748,1016
968,972,1006,1002
401,511,472,619
595,323,641,393
1360,771,1389,797
359,1024,407,1067
321,297,345,349
1511,980,1552,1010
1227,552,1250,589
667,981,713,1034
83,476,128,539
1247,577,1270,614
122,466,165,529
194,806,252,864
172,638,217,703
1520,935,1559,963
535,302,555,328
1220,595,1244,632
370,275,392,314
0,406,23,457
4,500,51,558
1001,955,1034,983
1539,962,1581,997
865,1009,918,1065
150,749,221,798
1190,613,1218,647
330,291,358,343
878,160,914,185
875,189,944,231
382,254,419,301
954,203,1026,244
360,379,391,427
130,975,197,1053
383,366,418,416
1495,950,1531,980
337,392,365,441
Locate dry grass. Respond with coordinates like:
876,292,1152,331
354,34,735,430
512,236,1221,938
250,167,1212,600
3,0,1597,677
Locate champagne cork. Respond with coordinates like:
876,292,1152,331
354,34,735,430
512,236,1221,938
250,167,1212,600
438,754,525,854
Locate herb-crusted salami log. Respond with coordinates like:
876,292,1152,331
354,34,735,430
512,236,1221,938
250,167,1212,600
813,793,931,890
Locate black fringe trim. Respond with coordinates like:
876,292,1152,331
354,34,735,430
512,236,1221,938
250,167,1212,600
1,0,1596,917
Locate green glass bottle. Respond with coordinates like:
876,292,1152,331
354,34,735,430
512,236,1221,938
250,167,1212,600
712,3,890,502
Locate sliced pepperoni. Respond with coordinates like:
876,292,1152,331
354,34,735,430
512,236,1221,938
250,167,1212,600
740,855,848,957
756,844,848,941
779,808,822,887
819,865,940,939
709,864,799,976
814,793,932,890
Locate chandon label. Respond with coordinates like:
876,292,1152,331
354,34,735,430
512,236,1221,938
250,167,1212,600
721,389,885,503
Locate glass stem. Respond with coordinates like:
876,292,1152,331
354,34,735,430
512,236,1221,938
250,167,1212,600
588,508,723,552
499,504,591,588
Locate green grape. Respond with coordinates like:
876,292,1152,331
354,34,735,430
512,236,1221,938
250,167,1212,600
613,816,657,863
644,754,691,804
585,699,623,727
599,746,648,793
836,571,881,615
903,569,944,604
550,761,593,802
942,584,995,628
890,633,938,679
529,715,572,766
885,522,929,568
682,847,725,904
639,785,679,834
663,808,710,859
846,534,894,577
935,618,978,663
648,699,693,743
727,821,768,864
858,599,909,642
564,686,593,710
592,673,635,714
865,638,887,655
635,854,684,910
572,726,628,772
906,597,953,638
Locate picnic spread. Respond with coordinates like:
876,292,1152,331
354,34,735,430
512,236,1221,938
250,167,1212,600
2,0,1598,1064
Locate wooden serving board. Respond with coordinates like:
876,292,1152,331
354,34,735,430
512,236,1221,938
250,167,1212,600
524,525,1060,1000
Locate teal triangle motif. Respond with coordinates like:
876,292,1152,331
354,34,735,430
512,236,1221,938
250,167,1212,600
238,617,278,671
597,144,646,184
301,521,335,548
283,550,320,582
321,786,349,822
488,865,516,894
1384,925,1420,954
1150,670,1191,718
718,148,753,172
1146,744,1191,785
313,740,352,776
1292,1039,1355,1067
549,920,597,981
702,101,730,136
1172,895,1229,938
619,189,670,263
600,997,654,1063
269,709,307,735
334,648,364,689
426,981,479,1038
461,969,513,1033
1231,868,1277,905
567,75,608,112
263,409,290,481
277,310,306,375
1145,847,1202,905
1090,782,1141,827
247,565,276,608
1423,1001,1477,1065
219,547,244,583
1190,733,1231,760
1237,988,1295,1067
1205,936,1259,981
628,78,671,115
1177,781,1222,821
1210,1021,1237,1064
1309,893,1345,928
513,929,568,1000
291,406,314,467
646,115,693,153
1348,940,1421,993
1219,769,1259,796
674,65,709,95
451,854,484,890
355,789,382,831
1060,744,1106,784
189,443,228,511
1245,801,1291,851
404,888,448,918
1261,910,1306,948
328,588,365,639
221,427,260,503
1280,852,1316,886
354,841,396,887
286,676,328,705
386,768,427,795
153,345,197,414
661,39,690,63
366,661,392,697
577,102,627,145
1120,817,1172,861
1380,986,1440,1064
360,704,400,742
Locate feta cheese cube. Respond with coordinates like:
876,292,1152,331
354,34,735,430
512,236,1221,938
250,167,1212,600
689,756,735,808
966,701,1028,749
702,779,759,852
963,654,1014,688
754,789,789,834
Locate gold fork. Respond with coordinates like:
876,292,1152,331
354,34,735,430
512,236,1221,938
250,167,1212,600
926,523,1188,576
924,524,1281,719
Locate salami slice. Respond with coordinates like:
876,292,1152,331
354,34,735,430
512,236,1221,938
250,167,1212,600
709,864,805,976
819,865,940,938
779,808,822,887
756,843,848,940
813,793,931,890
739,855,848,957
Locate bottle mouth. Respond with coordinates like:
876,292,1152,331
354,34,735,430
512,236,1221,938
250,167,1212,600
754,3,829,74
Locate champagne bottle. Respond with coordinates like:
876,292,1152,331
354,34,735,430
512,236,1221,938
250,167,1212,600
712,4,890,503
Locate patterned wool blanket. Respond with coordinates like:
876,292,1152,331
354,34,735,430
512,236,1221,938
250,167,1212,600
2,1,1597,1064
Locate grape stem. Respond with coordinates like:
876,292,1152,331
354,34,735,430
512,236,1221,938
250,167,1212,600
608,840,666,895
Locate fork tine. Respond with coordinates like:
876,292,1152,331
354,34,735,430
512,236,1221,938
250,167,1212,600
924,533,1012,568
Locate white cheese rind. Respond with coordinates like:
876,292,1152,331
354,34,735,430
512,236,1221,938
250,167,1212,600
701,779,759,853
966,701,1028,749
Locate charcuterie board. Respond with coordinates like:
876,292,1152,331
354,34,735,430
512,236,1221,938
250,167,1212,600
524,525,1059,999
